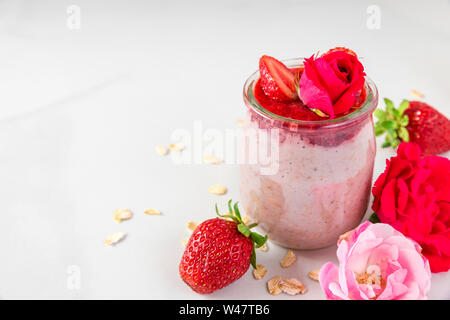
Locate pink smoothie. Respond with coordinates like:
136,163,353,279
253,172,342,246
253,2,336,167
240,61,378,249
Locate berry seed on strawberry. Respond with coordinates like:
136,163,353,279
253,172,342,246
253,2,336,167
179,200,267,294
259,55,298,102
374,99,450,156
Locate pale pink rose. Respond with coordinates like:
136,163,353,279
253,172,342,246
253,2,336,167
319,221,431,300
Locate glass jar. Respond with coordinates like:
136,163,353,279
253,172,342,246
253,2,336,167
240,59,378,249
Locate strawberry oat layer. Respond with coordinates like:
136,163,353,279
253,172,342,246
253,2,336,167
240,51,378,249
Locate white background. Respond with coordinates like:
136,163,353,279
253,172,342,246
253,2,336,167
0,0,449,299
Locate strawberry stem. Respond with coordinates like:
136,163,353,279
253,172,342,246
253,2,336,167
215,200,268,269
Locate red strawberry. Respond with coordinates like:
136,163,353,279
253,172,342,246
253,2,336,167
374,99,450,156
179,200,267,294
259,55,298,102
404,101,450,155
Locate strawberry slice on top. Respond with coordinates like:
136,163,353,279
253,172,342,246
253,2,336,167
259,55,298,102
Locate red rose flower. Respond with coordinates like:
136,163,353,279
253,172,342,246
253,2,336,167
372,142,450,273
298,47,366,118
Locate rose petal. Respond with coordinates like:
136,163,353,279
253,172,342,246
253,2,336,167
319,262,344,299
423,156,450,201
424,252,450,273
396,179,410,212
397,142,422,161
377,268,409,300
379,180,399,223
314,57,349,102
333,75,365,114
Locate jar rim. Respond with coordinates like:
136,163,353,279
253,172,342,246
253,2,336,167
243,58,378,129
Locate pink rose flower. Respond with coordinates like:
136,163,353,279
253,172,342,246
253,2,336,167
319,221,431,300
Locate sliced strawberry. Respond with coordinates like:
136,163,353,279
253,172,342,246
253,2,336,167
259,55,298,102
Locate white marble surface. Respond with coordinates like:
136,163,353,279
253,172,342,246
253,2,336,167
0,0,449,299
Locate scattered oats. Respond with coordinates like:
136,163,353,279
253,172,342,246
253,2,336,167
280,278,307,295
410,89,424,99
267,276,283,295
281,250,296,268
237,119,244,126
187,221,199,232
202,155,223,165
144,208,161,215
169,143,184,151
104,232,126,246
113,208,133,223
181,238,189,247
209,184,227,195
155,145,168,156
308,270,320,281
253,264,267,280
258,242,269,252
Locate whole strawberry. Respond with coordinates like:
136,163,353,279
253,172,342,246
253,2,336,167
374,99,450,156
179,200,267,294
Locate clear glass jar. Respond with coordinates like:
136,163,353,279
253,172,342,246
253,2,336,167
240,59,378,249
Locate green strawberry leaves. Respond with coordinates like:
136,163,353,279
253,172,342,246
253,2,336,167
368,212,380,223
237,224,251,237
374,98,411,149
250,232,268,248
216,200,268,269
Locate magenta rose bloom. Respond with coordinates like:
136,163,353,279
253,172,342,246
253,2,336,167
319,221,431,300
298,47,365,118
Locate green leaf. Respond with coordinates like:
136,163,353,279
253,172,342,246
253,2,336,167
233,202,242,222
369,212,380,223
398,100,410,115
381,120,397,130
398,127,410,142
216,201,238,222
237,223,250,237
374,109,386,120
227,199,233,215
392,108,401,119
400,115,409,127
250,246,256,269
390,138,401,148
250,232,268,248
387,129,398,139
374,125,386,136
384,98,395,116
221,214,238,221
381,141,391,148
247,223,258,229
